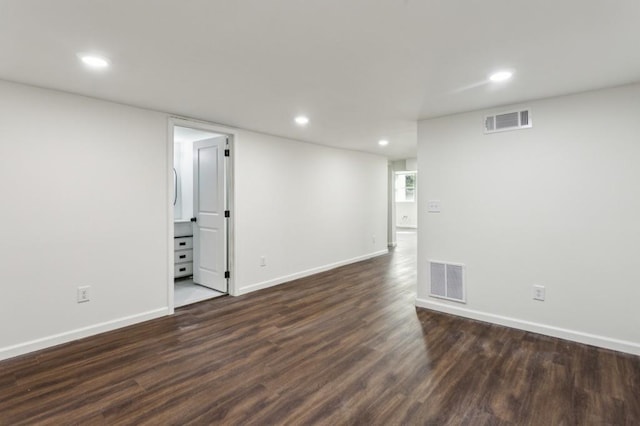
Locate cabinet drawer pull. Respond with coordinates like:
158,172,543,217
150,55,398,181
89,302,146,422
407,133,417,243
179,255,186,259
174,237,193,251
179,267,186,272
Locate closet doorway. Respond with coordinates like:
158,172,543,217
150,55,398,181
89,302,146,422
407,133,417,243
170,121,234,308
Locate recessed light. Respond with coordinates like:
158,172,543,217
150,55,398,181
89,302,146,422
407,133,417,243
294,116,309,126
79,54,110,69
489,71,513,82
378,140,389,146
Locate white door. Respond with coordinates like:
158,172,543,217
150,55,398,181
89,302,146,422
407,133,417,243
193,136,227,292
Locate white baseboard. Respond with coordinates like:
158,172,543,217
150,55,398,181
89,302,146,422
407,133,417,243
237,249,389,296
0,307,170,361
415,298,640,356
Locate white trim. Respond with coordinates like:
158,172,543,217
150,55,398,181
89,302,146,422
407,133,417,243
387,163,397,250
415,298,640,356
237,250,389,295
166,119,175,314
0,307,169,361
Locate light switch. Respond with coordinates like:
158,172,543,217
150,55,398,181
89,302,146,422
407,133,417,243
427,200,441,213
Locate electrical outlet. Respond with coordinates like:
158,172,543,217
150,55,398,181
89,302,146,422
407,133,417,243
77,286,91,303
533,285,545,301
260,256,267,267
427,200,441,213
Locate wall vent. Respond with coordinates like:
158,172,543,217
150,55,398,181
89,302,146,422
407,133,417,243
429,261,465,303
484,109,532,134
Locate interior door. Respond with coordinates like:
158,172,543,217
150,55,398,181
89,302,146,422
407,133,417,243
193,136,227,292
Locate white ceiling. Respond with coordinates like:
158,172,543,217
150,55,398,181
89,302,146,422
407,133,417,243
1,1,639,159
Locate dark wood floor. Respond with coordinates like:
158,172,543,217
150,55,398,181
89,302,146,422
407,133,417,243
1,231,639,425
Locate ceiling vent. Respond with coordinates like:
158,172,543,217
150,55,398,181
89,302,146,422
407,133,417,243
484,109,532,134
429,261,465,303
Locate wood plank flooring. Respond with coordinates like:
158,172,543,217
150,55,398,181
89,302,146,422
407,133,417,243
1,231,639,425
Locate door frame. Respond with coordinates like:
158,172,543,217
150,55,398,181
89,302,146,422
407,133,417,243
167,116,237,313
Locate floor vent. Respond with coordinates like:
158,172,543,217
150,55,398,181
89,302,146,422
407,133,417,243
429,261,466,303
484,109,532,134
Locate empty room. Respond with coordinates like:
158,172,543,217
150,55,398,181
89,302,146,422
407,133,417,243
0,1,638,424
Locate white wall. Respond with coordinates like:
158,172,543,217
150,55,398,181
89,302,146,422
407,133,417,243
417,83,640,355
396,202,417,228
233,132,388,294
0,80,169,359
174,140,194,221
173,143,182,219
405,158,417,171
0,80,388,359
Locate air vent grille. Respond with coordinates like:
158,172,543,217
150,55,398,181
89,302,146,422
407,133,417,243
485,116,495,132
484,109,532,134
495,112,519,129
429,261,465,303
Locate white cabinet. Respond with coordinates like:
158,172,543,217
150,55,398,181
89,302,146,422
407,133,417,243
174,261,193,278
174,236,193,250
174,236,193,278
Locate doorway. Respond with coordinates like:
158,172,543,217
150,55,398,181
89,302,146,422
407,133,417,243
395,170,417,230
170,121,234,308
388,158,418,249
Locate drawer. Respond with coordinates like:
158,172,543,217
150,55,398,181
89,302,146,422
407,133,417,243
175,249,193,264
174,237,193,250
174,262,193,278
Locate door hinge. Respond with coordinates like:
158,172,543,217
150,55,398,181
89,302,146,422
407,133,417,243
224,210,230,218
224,149,230,157
224,271,230,279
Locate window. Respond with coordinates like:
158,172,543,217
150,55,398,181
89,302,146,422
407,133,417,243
395,172,416,202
